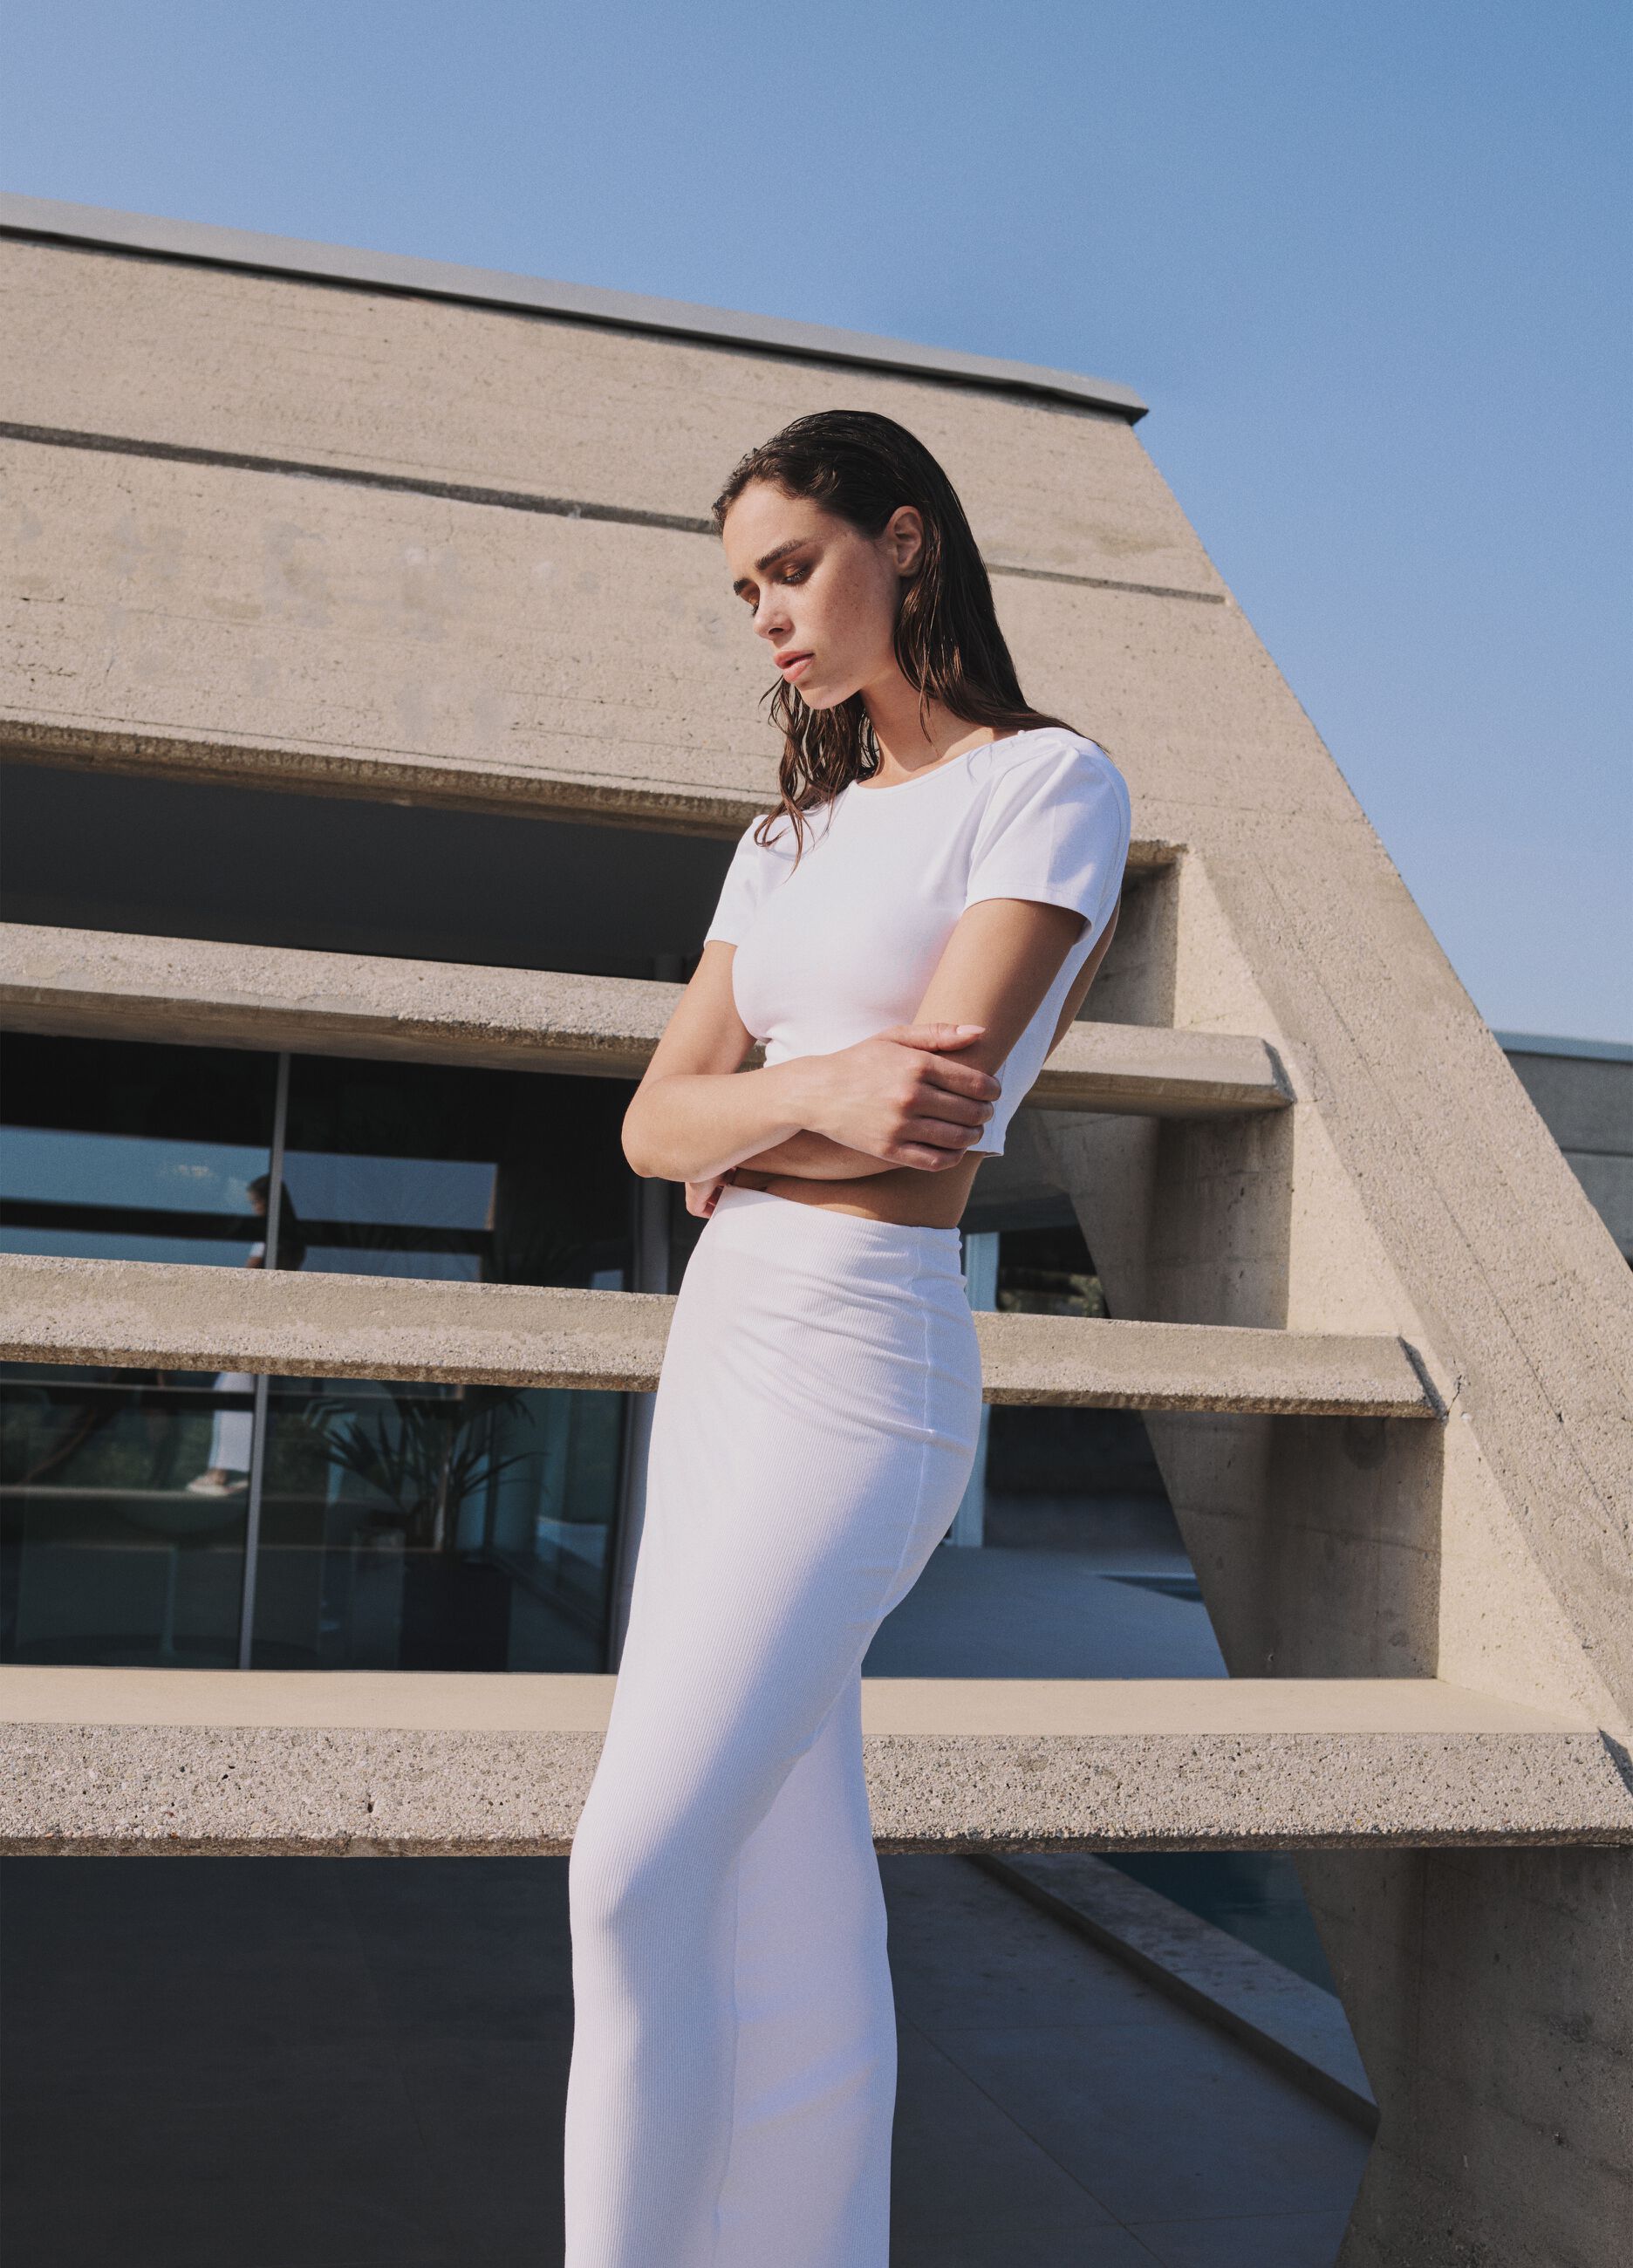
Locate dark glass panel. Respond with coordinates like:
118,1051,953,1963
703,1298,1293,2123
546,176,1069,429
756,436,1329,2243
278,1054,636,1288
1,1035,640,1669
249,1378,625,1671
1,1034,277,1267
0,1035,277,1662
0,1365,246,1665
2,758,733,979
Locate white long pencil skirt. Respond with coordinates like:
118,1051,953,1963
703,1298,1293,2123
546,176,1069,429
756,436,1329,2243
564,1180,983,2267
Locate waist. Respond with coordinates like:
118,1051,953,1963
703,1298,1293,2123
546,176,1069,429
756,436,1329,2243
729,1155,984,1232
707,1179,967,1272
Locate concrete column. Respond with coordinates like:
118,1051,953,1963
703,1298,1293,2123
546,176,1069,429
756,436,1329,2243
1035,852,1633,2268
1309,1845,1633,2268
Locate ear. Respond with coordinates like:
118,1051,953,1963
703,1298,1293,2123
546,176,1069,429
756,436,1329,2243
885,504,926,578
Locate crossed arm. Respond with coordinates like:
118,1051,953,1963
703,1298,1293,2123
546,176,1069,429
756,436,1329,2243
620,891,1121,1192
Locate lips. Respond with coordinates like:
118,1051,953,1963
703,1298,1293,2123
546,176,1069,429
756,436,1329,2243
775,651,813,679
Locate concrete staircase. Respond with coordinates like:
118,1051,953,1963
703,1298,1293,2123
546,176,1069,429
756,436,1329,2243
1,972,1625,1864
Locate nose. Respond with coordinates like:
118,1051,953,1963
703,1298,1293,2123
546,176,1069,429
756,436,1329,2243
754,588,791,642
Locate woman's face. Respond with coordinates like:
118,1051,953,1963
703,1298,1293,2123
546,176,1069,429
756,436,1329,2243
720,480,923,711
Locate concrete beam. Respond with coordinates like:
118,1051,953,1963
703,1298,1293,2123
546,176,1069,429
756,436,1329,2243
0,1253,1437,1415
0,197,1151,426
0,430,1198,841
1,1669,1624,1856
0,922,1292,1117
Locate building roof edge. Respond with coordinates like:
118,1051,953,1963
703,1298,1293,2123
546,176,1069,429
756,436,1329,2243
0,192,1149,423
1495,1031,1633,1063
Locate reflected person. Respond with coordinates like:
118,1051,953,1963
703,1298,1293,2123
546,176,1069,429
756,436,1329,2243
188,1174,305,1496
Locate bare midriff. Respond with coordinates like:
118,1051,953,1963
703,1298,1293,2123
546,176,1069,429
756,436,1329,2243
728,1153,987,1230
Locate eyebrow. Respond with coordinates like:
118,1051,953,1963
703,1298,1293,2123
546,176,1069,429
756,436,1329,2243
731,537,811,596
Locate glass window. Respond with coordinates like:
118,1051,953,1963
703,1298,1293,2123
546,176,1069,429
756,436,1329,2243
250,1378,625,1671
277,1053,635,1288
2,1035,639,1670
1,1034,278,1267
1,1364,248,1665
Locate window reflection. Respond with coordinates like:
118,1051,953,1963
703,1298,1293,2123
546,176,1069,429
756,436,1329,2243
277,1148,495,1279
192,1172,307,1498
251,1380,625,1671
1,1036,278,1268
278,1055,633,1289
1,1367,247,1664
2,1035,639,1670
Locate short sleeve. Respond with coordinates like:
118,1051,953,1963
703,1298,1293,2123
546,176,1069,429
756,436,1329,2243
962,734,1131,945
703,817,773,946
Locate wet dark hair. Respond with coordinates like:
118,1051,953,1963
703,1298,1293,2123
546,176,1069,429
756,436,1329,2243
711,409,1083,857
248,1173,307,1270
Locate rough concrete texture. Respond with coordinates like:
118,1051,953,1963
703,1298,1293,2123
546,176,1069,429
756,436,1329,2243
0,435,1215,836
4,1670,1625,1860
0,919,1292,1115
4,223,1632,2263
0,239,1201,590
1303,1844,1633,2268
0,1249,1435,1412
981,1851,1377,2127
4,1719,1629,1860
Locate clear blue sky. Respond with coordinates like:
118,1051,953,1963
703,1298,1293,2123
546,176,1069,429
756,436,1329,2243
6,2,1629,1040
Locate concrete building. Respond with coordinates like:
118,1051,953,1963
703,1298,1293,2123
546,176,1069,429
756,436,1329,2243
1,196,1630,2266
1493,1034,1632,1262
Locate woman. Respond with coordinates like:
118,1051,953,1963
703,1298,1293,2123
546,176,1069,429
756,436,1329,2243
564,410,1131,2265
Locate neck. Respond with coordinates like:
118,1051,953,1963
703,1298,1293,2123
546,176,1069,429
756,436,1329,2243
861,673,996,779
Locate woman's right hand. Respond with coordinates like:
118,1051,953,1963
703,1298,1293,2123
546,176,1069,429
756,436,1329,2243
796,1022,1001,1171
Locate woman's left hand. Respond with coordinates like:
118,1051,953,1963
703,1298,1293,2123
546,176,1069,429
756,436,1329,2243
685,1165,779,1216
685,1171,735,1219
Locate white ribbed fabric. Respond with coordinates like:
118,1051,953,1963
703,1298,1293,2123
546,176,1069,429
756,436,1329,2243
564,1182,983,2266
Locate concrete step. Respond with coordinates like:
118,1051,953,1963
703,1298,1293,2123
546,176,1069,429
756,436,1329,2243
0,923,1287,1116
0,1252,1434,1414
2,1668,1626,1856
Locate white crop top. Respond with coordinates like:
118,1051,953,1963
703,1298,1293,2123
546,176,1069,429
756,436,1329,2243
702,727,1131,1159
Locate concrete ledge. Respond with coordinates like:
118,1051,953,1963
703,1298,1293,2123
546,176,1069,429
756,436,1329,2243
0,923,1291,1115
978,1852,1378,2130
3,1668,1588,1736
0,724,1180,866
1,1672,1626,1856
0,194,1149,421
0,1254,1436,1414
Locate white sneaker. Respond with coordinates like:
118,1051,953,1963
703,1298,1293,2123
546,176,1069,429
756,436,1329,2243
185,1473,247,1495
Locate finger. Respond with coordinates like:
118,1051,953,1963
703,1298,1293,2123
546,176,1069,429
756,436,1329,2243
890,1117,985,1158
881,1021,986,1051
920,1056,1003,1100
902,1115,991,1152
893,1140,982,1172
911,1090,995,1129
